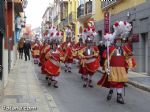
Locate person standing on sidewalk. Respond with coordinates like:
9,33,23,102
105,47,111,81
18,38,24,59
97,21,136,104
23,39,31,61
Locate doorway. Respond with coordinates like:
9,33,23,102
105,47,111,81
0,32,3,80
141,33,148,74
98,30,102,41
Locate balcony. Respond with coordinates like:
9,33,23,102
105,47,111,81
85,1,92,14
77,1,93,23
63,17,69,26
60,11,68,21
59,22,63,30
77,4,84,18
54,15,58,23
13,0,26,12
60,1,68,21
101,0,122,10
69,12,76,24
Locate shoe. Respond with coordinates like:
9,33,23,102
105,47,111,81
83,84,87,88
81,76,84,80
45,77,48,80
88,80,94,88
107,90,113,101
48,82,51,86
117,93,125,104
64,69,67,72
89,84,94,88
68,70,71,73
53,81,58,88
54,85,59,88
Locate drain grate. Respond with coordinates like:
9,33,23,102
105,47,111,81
5,95,23,99
17,96,36,104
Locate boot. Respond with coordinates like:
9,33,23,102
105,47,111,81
45,77,48,80
107,90,113,101
48,77,52,86
117,93,125,104
48,79,51,86
83,84,87,88
88,80,93,88
81,76,84,80
83,78,88,88
54,81,58,88
64,65,68,72
68,67,72,73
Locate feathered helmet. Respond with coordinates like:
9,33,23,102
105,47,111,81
103,33,115,46
82,25,97,43
48,26,64,43
103,21,132,46
113,21,132,40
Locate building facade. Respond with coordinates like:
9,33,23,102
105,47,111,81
77,0,95,42
41,0,149,74
42,0,79,42
0,0,27,100
95,0,150,74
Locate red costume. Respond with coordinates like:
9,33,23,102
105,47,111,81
32,43,40,58
79,46,100,76
40,44,51,74
44,50,61,77
97,44,136,88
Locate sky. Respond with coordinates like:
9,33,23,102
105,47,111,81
24,0,54,29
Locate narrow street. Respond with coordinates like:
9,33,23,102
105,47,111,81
1,0,150,112
34,62,150,112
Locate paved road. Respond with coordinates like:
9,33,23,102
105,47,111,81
34,63,150,112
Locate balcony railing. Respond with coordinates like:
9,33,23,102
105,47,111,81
69,12,76,23
54,15,58,23
60,11,68,21
101,0,122,10
77,4,84,18
85,1,92,14
63,17,69,26
60,2,68,21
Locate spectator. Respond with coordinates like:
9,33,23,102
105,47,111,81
23,40,31,61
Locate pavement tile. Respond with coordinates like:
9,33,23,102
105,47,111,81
0,59,54,112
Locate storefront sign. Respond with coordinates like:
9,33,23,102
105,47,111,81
132,34,139,42
104,11,110,34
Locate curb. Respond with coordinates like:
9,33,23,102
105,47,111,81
97,70,150,93
128,79,150,93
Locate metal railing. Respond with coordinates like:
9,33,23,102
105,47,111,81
60,11,68,21
101,0,122,10
63,16,69,26
54,15,58,23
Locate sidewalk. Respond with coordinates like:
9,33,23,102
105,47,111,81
0,59,59,112
128,71,150,92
